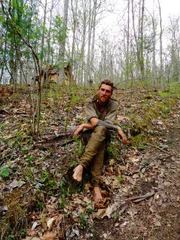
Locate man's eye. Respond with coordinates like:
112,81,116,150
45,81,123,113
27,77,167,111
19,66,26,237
100,88,110,93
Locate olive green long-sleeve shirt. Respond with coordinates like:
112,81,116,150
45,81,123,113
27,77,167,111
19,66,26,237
85,94,119,125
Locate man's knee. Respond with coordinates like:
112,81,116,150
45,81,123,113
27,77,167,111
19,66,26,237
94,125,107,136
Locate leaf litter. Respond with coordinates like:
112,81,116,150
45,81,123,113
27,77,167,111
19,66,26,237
0,85,179,239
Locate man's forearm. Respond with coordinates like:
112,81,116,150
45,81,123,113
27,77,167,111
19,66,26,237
73,123,94,137
82,123,95,130
96,120,118,130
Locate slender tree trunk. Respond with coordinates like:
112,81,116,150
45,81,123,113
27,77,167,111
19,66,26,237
140,0,145,80
131,0,145,81
71,0,77,67
152,0,157,86
91,0,97,63
125,0,130,87
158,0,164,90
80,3,87,84
40,0,47,66
87,0,92,82
59,0,69,84
47,0,54,64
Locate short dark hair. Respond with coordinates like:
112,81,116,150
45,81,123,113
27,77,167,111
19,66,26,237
99,79,114,93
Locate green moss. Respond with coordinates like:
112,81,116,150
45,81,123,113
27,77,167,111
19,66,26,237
131,116,150,135
144,107,159,121
131,133,143,144
144,95,153,99
1,190,30,239
131,133,151,147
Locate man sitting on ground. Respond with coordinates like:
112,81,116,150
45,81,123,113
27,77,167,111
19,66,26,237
73,79,127,203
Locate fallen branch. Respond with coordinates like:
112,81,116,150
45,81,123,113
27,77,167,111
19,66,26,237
35,130,77,149
126,190,155,203
146,143,169,153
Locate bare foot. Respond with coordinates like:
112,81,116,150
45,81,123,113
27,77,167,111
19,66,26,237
73,165,83,182
93,186,103,202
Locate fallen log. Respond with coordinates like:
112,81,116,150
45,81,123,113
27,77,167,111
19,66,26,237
35,127,77,149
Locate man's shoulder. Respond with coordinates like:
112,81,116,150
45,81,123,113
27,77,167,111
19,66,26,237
109,98,119,106
86,95,98,104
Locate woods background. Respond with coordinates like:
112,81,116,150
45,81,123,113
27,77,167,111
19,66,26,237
0,0,180,89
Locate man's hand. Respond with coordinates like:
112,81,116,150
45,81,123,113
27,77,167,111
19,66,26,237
73,123,95,137
73,124,84,137
117,127,128,144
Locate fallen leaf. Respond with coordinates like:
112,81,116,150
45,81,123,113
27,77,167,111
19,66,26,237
22,237,41,240
47,217,55,230
41,232,57,240
31,221,39,230
103,203,119,218
9,179,25,188
93,208,106,219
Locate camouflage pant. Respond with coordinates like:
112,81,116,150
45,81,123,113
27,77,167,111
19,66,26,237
80,125,110,187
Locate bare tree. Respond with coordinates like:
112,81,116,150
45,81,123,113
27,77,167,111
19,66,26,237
1,1,42,136
158,0,164,90
59,0,69,83
131,0,145,81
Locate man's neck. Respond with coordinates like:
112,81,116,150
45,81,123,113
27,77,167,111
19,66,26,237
96,100,108,112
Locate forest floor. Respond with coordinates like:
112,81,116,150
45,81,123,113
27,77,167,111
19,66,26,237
0,83,180,240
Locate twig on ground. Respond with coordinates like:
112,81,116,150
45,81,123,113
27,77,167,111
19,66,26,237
146,143,170,153
126,190,155,203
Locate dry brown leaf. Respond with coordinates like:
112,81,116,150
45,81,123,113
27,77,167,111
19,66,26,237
129,156,140,162
93,208,106,219
46,217,55,230
112,179,121,188
83,196,92,203
46,202,57,212
22,237,41,240
102,203,119,218
41,232,57,240
94,197,110,210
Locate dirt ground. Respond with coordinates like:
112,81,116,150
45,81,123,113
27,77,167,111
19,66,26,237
0,87,179,240
92,108,180,240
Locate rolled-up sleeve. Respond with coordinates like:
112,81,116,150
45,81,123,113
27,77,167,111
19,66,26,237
85,103,98,122
104,103,119,124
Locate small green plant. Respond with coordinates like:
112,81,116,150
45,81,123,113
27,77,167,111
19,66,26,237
40,213,47,223
27,155,35,163
138,143,146,151
35,200,43,212
74,138,85,157
8,234,15,239
107,141,120,160
58,196,67,209
142,159,148,165
86,203,94,215
131,185,137,191
79,213,88,229
71,93,78,104
38,170,49,183
48,179,55,186
0,123,5,131
70,160,77,167
0,165,10,179
7,153,13,159
117,177,124,183
59,180,72,196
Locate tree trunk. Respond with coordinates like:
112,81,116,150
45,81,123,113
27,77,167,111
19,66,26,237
158,0,164,90
59,0,69,84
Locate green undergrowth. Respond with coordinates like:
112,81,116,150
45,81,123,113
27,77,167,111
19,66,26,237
0,81,179,239
125,82,179,147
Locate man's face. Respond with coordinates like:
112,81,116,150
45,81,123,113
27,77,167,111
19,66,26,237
98,84,112,103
